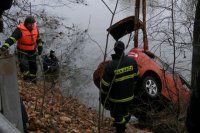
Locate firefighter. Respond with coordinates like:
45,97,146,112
43,50,59,74
0,16,43,83
0,0,13,32
43,50,59,87
100,41,139,133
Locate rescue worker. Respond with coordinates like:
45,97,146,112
0,0,13,32
43,50,59,87
100,41,139,133
0,16,43,83
43,50,59,74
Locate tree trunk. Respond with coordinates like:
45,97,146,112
186,0,200,132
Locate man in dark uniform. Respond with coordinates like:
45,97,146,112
0,16,43,83
43,50,59,87
100,41,139,133
43,50,59,74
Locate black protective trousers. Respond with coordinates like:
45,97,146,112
17,50,37,77
110,101,131,133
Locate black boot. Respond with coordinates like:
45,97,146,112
23,75,30,81
115,125,126,133
29,75,37,84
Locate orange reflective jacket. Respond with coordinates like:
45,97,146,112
17,23,38,51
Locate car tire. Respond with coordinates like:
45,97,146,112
131,76,168,124
142,76,161,98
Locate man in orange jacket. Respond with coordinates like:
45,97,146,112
0,16,43,83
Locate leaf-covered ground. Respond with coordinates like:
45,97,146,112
18,80,152,133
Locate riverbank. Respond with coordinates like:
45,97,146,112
18,80,152,133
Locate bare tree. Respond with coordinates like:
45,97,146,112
186,0,200,133
147,0,194,78
1,0,89,98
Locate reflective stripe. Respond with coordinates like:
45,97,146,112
124,113,130,118
20,51,28,55
100,83,107,94
4,43,10,47
18,50,36,55
109,96,134,103
124,113,131,122
115,73,137,82
101,78,110,86
9,37,17,43
30,74,36,77
114,66,133,75
124,113,131,119
23,71,29,76
38,42,43,46
115,118,126,124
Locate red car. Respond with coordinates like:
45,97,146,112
93,16,191,119
128,48,190,104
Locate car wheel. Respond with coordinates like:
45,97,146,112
142,76,160,98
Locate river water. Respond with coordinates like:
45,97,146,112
54,0,193,110
41,0,140,109
4,0,192,111
58,0,141,109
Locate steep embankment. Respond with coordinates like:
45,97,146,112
18,80,151,133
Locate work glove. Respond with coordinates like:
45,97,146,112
38,46,43,55
0,45,8,56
